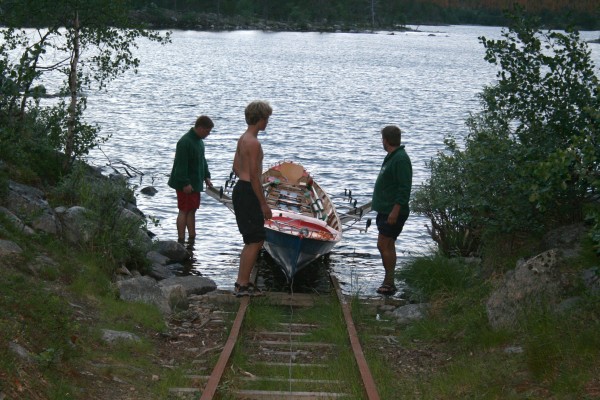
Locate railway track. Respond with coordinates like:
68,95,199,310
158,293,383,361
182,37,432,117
168,272,382,400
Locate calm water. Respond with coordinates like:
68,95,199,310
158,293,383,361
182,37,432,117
75,25,600,297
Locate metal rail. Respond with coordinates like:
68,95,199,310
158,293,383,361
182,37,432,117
199,296,250,400
198,275,381,399
331,274,381,400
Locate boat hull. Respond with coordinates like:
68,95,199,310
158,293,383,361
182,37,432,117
264,224,339,281
260,161,343,281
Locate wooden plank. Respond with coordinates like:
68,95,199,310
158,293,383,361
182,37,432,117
257,340,334,347
233,390,349,399
238,377,341,384
255,362,328,368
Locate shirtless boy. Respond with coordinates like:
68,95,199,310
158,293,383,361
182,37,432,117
231,100,273,297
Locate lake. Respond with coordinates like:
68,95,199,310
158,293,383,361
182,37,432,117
78,25,600,297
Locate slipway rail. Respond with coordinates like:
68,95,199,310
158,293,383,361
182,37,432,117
173,272,381,400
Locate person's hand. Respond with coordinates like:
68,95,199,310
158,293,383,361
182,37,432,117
183,184,193,194
387,210,399,225
262,204,272,220
205,178,213,188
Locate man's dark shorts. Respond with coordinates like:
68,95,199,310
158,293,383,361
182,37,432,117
376,212,409,240
232,180,266,244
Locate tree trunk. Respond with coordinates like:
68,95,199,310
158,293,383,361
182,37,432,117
64,11,80,170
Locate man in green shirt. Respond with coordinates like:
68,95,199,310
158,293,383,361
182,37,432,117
168,115,214,245
372,125,412,295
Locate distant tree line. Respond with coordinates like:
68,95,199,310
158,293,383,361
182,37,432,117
127,0,599,30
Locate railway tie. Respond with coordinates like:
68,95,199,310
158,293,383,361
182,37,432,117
169,275,381,399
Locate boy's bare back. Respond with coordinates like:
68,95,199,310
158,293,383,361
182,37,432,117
233,130,263,182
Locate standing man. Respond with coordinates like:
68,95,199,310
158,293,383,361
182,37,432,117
168,115,214,245
372,125,412,295
231,100,273,297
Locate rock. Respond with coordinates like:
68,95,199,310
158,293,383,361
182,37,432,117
101,329,141,344
0,239,24,268
486,249,562,330
6,181,61,235
503,346,524,354
389,303,429,325
57,206,95,245
148,263,176,281
0,207,35,235
154,240,190,263
0,239,23,257
556,296,582,313
24,254,59,276
146,250,170,265
582,267,599,293
141,186,158,196
541,223,586,259
159,276,217,296
161,284,189,311
8,341,35,363
117,276,171,314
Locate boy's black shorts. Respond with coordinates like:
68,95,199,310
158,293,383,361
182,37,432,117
232,180,266,244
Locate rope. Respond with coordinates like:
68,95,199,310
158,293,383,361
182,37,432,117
288,276,295,393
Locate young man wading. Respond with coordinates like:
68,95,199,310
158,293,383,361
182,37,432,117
168,115,214,247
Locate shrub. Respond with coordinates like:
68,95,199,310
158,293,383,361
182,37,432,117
412,8,599,258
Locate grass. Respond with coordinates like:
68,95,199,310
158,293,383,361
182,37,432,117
0,213,170,399
351,248,600,399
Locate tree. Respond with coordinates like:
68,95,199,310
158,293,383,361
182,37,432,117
411,8,599,257
0,0,171,170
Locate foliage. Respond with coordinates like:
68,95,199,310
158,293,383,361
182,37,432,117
124,0,599,30
51,164,151,270
411,8,599,257
379,251,600,398
397,253,481,302
0,0,170,172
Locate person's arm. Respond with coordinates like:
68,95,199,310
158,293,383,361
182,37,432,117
247,142,272,220
203,159,212,188
173,140,193,192
387,204,401,225
388,156,411,224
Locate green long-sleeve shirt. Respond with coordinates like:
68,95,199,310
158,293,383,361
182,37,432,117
372,146,412,215
168,128,210,192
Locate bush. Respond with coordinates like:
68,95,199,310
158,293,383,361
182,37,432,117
52,164,150,271
412,8,599,258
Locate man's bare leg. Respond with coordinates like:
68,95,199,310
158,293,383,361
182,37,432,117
377,234,397,286
237,241,264,286
176,211,190,242
186,210,197,240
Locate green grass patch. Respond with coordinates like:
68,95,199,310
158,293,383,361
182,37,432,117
356,248,600,398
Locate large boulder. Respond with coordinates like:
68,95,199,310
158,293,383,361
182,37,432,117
6,181,61,235
56,206,96,245
0,207,35,235
158,276,217,296
0,239,23,268
116,275,171,315
486,249,563,330
154,240,190,263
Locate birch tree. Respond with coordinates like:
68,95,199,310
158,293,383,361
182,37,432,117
1,0,171,169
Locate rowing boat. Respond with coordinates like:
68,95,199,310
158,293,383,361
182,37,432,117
261,161,342,280
206,161,371,282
